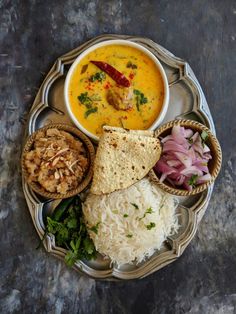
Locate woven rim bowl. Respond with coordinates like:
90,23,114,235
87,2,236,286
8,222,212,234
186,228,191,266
149,119,222,196
21,123,95,199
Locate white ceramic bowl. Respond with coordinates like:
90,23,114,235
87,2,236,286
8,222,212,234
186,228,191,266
64,39,170,141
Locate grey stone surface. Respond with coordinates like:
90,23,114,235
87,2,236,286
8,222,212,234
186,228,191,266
0,0,235,313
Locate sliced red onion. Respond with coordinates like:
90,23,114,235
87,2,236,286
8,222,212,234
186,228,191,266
180,166,203,177
204,153,212,160
184,128,194,138
163,141,189,154
188,147,197,163
161,135,173,143
176,175,186,186
183,180,192,191
197,173,212,184
159,173,168,183
167,160,182,167
193,161,209,173
190,132,199,143
154,125,212,190
203,143,210,153
154,160,175,176
172,125,187,145
174,152,192,168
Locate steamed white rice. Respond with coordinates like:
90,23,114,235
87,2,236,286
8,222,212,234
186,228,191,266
82,177,179,265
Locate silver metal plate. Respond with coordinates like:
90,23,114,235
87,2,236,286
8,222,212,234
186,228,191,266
22,34,215,280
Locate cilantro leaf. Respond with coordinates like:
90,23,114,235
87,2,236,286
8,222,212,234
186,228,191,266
188,174,198,187
66,217,77,229
47,217,69,245
145,207,153,214
188,137,193,144
131,203,139,210
78,92,93,108
83,237,95,255
133,89,148,111
65,250,78,267
75,237,81,250
146,222,156,230
126,234,133,238
201,130,208,142
84,107,98,118
45,196,97,267
90,94,102,101
139,207,154,220
56,228,69,246
89,72,106,82
89,222,100,234
201,130,209,147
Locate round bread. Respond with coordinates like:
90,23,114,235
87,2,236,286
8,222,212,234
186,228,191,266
90,126,162,195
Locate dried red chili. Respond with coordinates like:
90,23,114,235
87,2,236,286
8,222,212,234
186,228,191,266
90,61,130,87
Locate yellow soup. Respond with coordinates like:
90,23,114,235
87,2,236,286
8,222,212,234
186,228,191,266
68,44,165,137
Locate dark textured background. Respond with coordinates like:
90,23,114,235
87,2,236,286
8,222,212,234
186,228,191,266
0,0,236,313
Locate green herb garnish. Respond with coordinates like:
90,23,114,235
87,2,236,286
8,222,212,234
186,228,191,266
188,174,198,187
78,92,100,118
90,94,102,101
89,222,100,234
47,217,69,246
83,237,95,255
201,130,208,142
201,130,209,146
146,222,156,230
133,89,148,111
84,107,98,118
188,137,193,144
146,207,153,214
126,61,137,69
126,234,133,238
123,214,129,218
66,217,77,229
78,92,93,108
89,72,106,82
45,196,97,267
131,203,139,210
139,207,154,220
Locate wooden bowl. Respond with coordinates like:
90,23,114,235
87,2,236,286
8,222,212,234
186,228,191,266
149,119,222,196
21,123,95,199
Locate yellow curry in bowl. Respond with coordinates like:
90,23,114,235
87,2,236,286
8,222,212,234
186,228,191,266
65,41,168,140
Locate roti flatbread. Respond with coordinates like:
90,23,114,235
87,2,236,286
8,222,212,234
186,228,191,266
103,126,155,137
90,126,162,195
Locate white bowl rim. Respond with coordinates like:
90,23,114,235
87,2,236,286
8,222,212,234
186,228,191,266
64,39,170,141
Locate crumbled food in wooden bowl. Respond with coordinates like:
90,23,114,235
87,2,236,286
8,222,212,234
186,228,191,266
24,128,89,195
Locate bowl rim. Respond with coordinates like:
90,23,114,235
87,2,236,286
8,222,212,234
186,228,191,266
149,119,222,196
64,39,170,141
21,123,95,199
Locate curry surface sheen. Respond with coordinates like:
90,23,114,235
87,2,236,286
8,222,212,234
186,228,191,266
68,44,164,137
